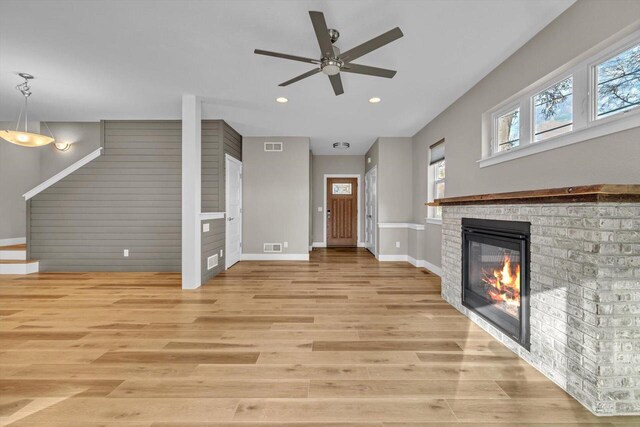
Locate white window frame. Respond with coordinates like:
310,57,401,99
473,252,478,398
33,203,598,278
492,103,522,154
480,28,640,168
427,159,445,223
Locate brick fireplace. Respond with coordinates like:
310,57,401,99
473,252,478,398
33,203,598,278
432,185,640,416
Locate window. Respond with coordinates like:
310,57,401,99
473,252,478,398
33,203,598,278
495,108,520,152
332,183,352,195
534,76,573,141
428,140,445,221
596,43,640,119
481,32,640,167
432,160,445,219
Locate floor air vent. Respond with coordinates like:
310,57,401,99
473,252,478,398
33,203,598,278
264,243,282,253
264,142,283,152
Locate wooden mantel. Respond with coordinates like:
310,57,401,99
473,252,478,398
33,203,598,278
427,184,640,206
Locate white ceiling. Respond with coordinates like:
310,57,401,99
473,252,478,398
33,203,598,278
0,0,574,154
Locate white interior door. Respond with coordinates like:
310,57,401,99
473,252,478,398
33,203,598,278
365,167,377,256
225,155,242,269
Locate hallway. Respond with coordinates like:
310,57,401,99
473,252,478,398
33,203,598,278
0,249,631,424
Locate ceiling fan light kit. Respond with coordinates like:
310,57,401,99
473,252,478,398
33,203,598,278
255,11,403,96
0,73,55,148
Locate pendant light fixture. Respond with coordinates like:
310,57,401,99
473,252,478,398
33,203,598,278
0,73,55,148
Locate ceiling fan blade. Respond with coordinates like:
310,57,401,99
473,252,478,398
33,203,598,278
329,74,344,96
254,49,320,64
340,27,403,62
309,11,335,58
279,68,321,86
341,63,397,78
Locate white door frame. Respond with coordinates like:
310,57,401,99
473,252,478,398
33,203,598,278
322,173,361,247
225,154,242,269
365,166,377,257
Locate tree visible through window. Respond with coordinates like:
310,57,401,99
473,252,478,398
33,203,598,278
596,43,640,118
534,76,573,141
496,108,520,152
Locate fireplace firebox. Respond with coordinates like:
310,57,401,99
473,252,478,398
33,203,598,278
462,218,530,349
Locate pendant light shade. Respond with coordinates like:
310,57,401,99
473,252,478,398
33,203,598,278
0,73,55,148
0,130,55,147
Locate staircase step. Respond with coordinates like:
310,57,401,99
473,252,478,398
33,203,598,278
0,259,39,275
0,244,27,261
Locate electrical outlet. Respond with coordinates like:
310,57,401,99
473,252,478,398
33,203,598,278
395,241,400,248
283,241,288,248
123,249,129,257
203,223,210,232
220,249,224,258
367,157,371,164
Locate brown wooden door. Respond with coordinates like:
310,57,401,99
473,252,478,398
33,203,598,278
327,178,358,247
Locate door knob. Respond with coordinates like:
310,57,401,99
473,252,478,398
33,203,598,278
228,217,234,221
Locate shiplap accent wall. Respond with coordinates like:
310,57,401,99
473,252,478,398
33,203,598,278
29,121,182,271
201,121,242,283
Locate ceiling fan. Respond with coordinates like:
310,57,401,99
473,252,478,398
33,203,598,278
254,11,403,96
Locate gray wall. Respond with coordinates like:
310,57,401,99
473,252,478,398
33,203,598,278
412,0,640,269
378,138,413,223
365,140,378,173
243,136,310,255
201,120,241,283
39,122,102,181
0,121,101,241
312,155,365,245
0,122,41,240
29,120,182,271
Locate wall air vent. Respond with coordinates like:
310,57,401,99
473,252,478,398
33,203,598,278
207,254,219,270
263,243,282,253
264,142,283,152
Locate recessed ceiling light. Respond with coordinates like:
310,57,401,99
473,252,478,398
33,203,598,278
333,142,350,149
276,97,288,103
369,97,381,104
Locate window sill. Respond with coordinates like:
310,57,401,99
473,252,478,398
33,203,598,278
426,218,442,225
478,111,640,168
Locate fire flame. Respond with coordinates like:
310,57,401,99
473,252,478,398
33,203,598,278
481,253,520,308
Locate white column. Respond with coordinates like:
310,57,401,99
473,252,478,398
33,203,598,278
181,95,202,289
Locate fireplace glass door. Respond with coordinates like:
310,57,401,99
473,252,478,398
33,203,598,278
462,218,530,349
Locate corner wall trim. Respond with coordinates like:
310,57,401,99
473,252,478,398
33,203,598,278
378,222,425,230
241,254,310,261
0,237,26,246
200,212,225,220
312,242,326,248
23,147,103,200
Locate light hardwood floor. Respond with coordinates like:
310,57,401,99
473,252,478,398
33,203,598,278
0,248,637,426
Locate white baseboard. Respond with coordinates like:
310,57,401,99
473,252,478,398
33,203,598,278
378,254,409,262
241,253,310,261
378,254,442,277
357,241,365,247
0,237,26,246
420,259,443,277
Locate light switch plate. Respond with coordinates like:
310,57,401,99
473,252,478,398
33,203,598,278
395,241,400,248
283,241,288,248
203,223,210,232
220,249,224,257
123,249,129,257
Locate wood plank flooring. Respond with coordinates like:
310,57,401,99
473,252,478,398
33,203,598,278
0,248,637,426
